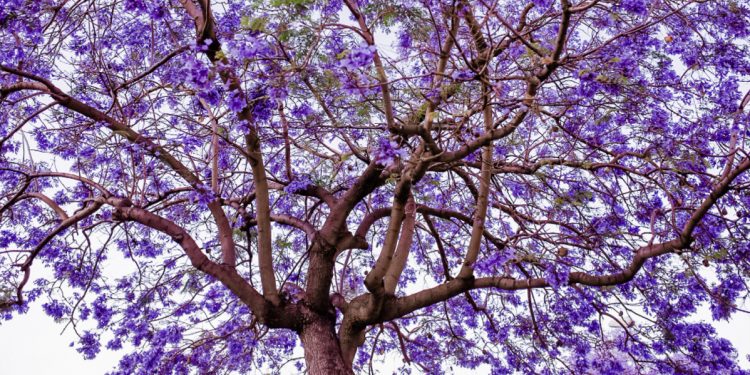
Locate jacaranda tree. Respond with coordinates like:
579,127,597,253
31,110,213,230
2,0,750,373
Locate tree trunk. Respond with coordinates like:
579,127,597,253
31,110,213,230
300,318,354,375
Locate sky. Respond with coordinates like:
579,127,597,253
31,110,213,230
0,304,122,374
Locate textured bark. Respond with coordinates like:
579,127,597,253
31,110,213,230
300,319,354,375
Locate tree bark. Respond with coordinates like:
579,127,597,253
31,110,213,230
300,318,354,375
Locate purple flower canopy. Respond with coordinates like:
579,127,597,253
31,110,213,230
2,0,750,374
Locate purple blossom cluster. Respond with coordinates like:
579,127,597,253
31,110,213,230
371,138,408,167
339,44,377,70
2,0,750,374
183,56,212,90
227,90,246,112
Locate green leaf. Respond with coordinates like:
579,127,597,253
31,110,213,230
248,17,268,32
708,248,728,260
271,0,313,7
279,30,294,42
356,105,370,117
240,16,251,29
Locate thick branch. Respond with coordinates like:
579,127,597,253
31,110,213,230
108,198,275,320
381,157,750,321
179,0,278,302
0,65,238,269
383,196,416,294
457,70,494,279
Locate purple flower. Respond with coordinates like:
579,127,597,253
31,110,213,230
291,103,313,118
77,331,101,360
545,262,570,290
710,274,743,320
340,44,377,70
397,31,412,49
42,300,68,320
93,296,113,328
227,90,246,112
620,0,649,15
248,86,273,122
285,174,314,194
372,138,408,167
532,0,554,8
451,69,475,81
187,184,217,208
183,57,212,90
228,35,266,60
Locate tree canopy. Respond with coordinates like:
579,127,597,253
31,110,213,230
2,0,750,373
